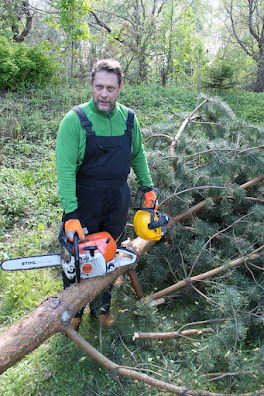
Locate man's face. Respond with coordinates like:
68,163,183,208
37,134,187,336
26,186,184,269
91,70,123,113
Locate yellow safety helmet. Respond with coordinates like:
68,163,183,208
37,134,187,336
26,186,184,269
133,209,162,241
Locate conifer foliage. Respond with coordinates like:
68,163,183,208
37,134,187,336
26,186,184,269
127,94,264,392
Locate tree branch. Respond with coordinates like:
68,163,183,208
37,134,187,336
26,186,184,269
146,246,264,302
63,326,256,396
133,327,213,340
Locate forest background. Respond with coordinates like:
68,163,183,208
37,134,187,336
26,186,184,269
0,0,264,395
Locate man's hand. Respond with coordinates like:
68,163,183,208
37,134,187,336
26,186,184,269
144,190,158,209
65,219,85,242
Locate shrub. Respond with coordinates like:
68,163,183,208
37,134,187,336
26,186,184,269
0,37,58,90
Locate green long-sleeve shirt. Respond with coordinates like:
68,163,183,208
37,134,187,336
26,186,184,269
56,99,153,214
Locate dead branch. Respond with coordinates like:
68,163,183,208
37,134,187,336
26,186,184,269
171,100,208,147
246,197,264,203
202,371,254,379
133,327,213,340
64,326,255,396
168,99,209,173
143,133,174,143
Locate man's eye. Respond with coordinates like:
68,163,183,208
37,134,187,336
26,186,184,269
96,85,103,90
108,87,115,92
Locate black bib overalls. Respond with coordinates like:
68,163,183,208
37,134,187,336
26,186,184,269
75,106,133,241
69,106,134,316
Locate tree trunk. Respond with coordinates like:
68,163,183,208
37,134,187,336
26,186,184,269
13,1,33,43
254,59,264,92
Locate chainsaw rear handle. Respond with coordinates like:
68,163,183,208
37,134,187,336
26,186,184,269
73,233,81,283
58,224,81,283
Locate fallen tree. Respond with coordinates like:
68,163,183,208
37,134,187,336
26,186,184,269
0,175,263,377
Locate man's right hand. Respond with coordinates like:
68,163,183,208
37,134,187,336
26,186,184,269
65,219,85,242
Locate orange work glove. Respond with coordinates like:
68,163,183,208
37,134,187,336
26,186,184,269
144,190,158,209
65,219,85,242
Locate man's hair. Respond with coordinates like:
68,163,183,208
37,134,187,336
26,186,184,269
90,59,124,86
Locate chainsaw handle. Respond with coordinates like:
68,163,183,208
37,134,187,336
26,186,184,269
73,233,81,283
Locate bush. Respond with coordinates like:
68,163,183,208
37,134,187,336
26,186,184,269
0,37,58,90
202,59,237,90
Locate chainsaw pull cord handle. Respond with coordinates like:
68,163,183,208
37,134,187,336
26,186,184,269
73,233,81,283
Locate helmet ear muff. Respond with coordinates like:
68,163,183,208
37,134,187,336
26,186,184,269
133,209,162,241
148,213,169,230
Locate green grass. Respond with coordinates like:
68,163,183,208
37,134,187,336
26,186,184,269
0,83,264,395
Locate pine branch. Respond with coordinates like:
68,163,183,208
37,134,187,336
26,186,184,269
159,185,226,207
147,245,264,302
165,174,264,227
188,212,255,277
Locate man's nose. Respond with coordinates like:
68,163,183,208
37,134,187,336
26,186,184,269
101,88,108,97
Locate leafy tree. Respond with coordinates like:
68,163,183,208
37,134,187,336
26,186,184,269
45,0,92,78
153,2,205,86
0,0,33,42
85,0,207,85
223,0,264,92
87,0,167,83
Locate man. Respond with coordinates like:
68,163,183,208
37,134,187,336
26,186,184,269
56,59,156,330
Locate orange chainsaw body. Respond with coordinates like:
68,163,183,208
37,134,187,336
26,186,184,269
77,231,117,263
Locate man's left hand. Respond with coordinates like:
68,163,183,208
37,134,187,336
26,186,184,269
144,190,158,209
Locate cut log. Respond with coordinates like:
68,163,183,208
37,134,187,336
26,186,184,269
0,263,134,375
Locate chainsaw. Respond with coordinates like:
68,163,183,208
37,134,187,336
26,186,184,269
1,228,137,283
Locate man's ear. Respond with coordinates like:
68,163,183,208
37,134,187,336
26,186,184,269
90,78,93,86
120,81,124,89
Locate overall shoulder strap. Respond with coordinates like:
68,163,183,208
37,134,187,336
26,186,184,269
72,106,93,134
126,109,135,134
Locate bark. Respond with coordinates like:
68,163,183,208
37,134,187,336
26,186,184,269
255,59,264,92
12,1,33,43
127,268,144,298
